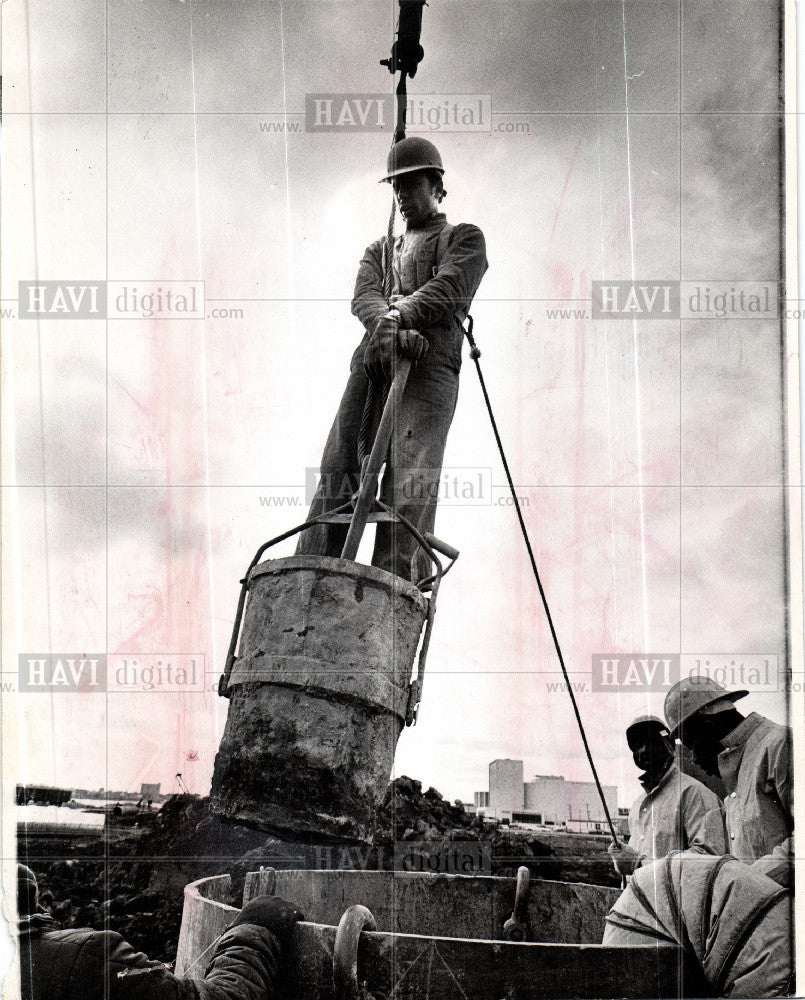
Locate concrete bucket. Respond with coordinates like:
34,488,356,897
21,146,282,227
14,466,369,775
211,554,430,841
175,868,696,999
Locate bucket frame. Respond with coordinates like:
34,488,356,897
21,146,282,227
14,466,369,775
218,498,457,727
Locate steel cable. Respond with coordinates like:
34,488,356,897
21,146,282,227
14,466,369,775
463,319,621,845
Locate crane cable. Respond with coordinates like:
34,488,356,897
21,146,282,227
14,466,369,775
463,319,621,846
357,3,413,466
356,158,399,467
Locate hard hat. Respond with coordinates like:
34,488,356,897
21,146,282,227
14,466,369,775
380,136,444,183
664,676,748,738
625,714,668,749
18,864,39,916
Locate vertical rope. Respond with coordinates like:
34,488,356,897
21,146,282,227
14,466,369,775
463,322,621,845
384,200,397,299
357,198,397,468
357,67,405,468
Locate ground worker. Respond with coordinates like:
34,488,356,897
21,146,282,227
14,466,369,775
664,676,793,887
296,136,488,582
17,864,303,1000
607,715,727,877
603,850,793,998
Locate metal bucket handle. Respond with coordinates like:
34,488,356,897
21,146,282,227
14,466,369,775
333,904,377,1000
218,501,457,699
502,866,531,942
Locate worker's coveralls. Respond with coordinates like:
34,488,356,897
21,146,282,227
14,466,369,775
627,762,727,866
603,852,793,998
717,713,793,886
18,913,283,1000
296,212,488,582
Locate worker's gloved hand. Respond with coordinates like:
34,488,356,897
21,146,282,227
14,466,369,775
364,312,400,382
608,841,640,877
397,328,428,361
373,310,401,342
364,336,392,382
231,895,305,945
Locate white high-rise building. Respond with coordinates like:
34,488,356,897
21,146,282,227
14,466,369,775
488,759,524,820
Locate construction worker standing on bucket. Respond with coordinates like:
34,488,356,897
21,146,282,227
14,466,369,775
297,137,488,582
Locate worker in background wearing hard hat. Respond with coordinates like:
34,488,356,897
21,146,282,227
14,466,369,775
297,136,488,582
607,715,727,877
664,676,793,887
17,863,303,1000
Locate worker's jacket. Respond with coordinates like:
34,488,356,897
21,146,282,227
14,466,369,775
18,914,282,1000
628,762,727,865
351,213,488,373
718,713,793,877
604,852,793,998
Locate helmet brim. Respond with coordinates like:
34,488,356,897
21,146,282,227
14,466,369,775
626,719,668,739
379,164,445,184
668,689,749,739
625,718,668,747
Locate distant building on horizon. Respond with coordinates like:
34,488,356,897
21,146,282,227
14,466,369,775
474,759,619,833
489,759,523,819
15,785,72,807
71,787,167,803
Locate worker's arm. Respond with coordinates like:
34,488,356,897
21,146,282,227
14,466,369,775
81,924,281,1000
748,730,795,887
392,224,488,332
193,896,302,1000
351,239,391,333
751,838,794,888
52,931,177,1000
766,729,794,823
681,784,728,856
608,839,641,876
608,803,643,875
103,896,301,999
190,923,284,1000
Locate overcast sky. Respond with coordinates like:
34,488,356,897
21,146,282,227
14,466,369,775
2,0,790,809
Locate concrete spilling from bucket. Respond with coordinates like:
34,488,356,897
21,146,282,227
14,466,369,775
211,556,428,842
175,869,695,999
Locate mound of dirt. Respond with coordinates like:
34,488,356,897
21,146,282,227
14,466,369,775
373,776,494,846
